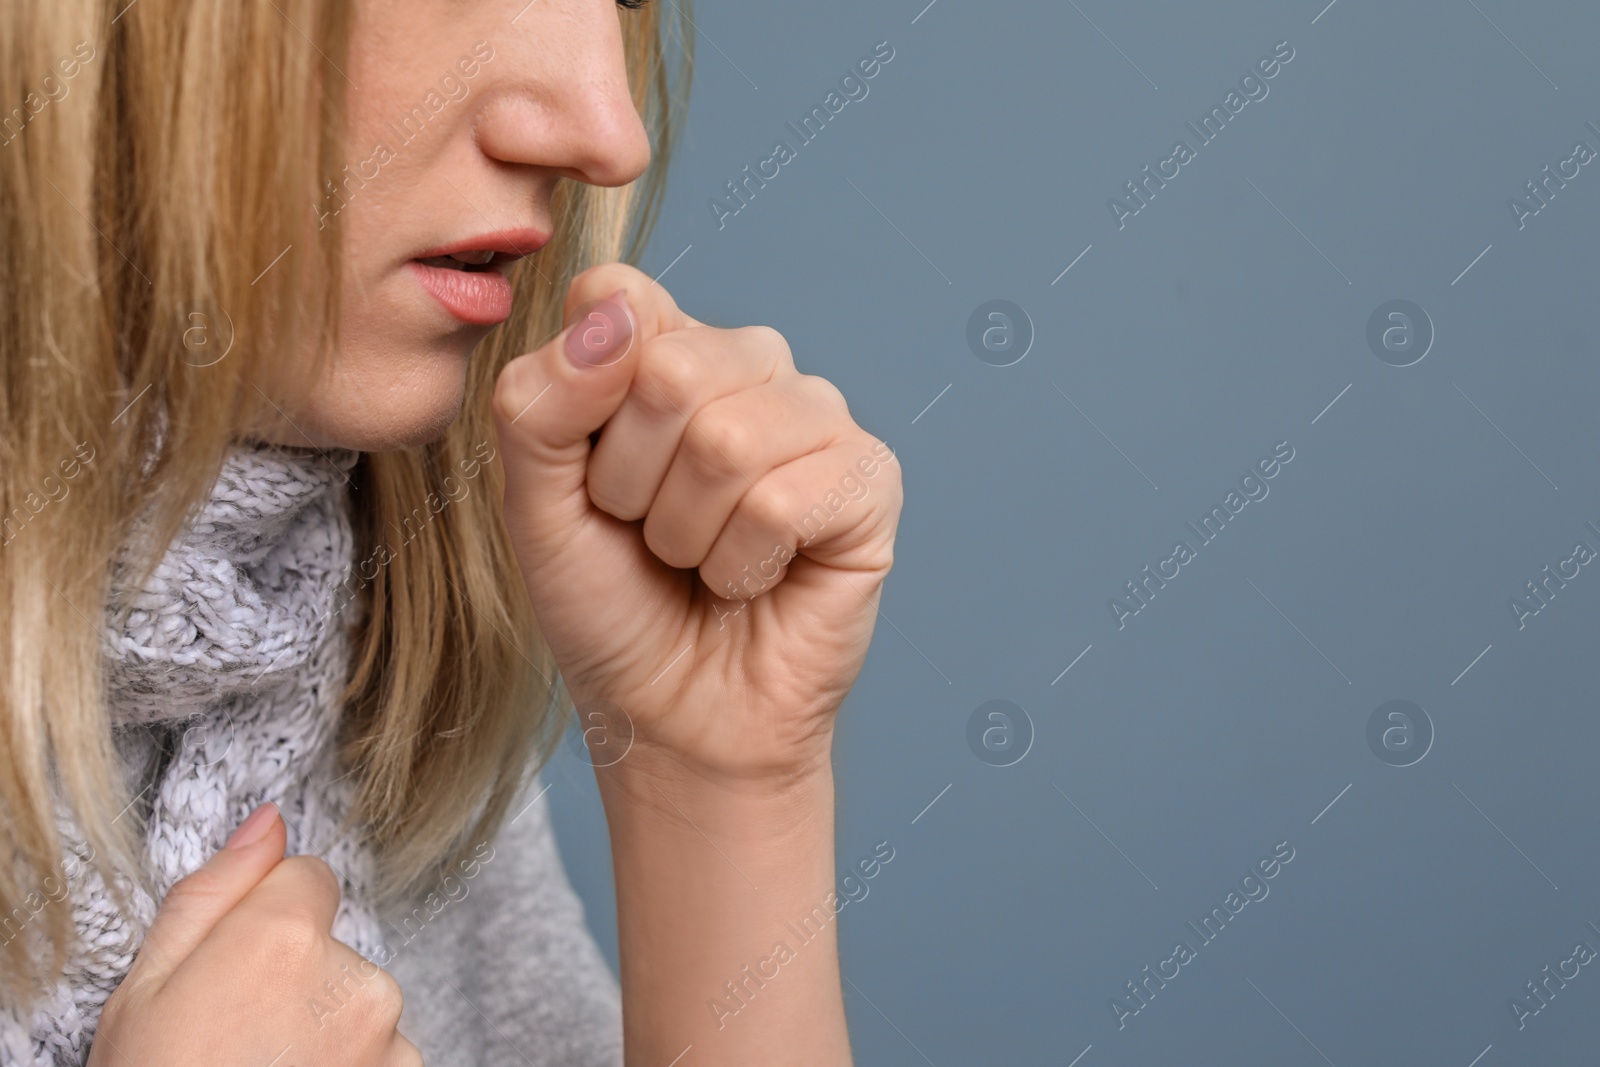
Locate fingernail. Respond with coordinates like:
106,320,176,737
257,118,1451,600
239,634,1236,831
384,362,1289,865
565,289,635,369
225,802,278,850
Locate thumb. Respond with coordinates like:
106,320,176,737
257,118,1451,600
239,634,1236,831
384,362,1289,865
492,288,642,566
126,802,286,988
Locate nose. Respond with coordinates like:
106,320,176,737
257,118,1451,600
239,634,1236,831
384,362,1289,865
474,2,653,188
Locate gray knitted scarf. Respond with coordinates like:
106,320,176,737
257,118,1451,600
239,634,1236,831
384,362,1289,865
0,441,390,1065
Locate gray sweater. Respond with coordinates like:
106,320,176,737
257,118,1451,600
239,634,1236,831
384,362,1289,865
17,441,626,1066
380,774,624,1065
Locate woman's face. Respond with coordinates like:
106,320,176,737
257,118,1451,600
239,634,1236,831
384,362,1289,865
252,0,651,452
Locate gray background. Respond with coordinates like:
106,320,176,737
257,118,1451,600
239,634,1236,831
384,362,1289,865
540,1,1600,1063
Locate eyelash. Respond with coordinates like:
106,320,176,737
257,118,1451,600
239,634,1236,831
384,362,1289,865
616,0,651,7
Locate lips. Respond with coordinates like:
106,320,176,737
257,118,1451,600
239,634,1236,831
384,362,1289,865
410,227,550,326
408,261,516,325
413,227,551,261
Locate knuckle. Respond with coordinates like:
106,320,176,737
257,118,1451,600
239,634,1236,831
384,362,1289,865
281,854,342,904
570,261,640,292
744,478,804,532
360,966,405,1029
685,409,755,478
800,372,850,416
740,324,792,366
569,263,646,310
634,335,700,416
260,909,325,970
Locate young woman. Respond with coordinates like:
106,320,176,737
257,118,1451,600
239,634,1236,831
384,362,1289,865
0,1,902,1063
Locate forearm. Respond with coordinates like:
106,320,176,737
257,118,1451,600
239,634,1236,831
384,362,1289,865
596,750,852,1066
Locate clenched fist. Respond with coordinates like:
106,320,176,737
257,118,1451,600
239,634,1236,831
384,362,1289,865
92,803,418,1067
490,263,903,786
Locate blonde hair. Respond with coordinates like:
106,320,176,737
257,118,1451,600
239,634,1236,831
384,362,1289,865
0,0,689,1002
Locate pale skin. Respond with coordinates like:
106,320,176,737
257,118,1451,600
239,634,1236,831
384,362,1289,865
90,0,900,1064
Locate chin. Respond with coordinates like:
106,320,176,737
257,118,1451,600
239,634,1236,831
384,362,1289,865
253,326,485,452
310,357,474,453
341,408,464,452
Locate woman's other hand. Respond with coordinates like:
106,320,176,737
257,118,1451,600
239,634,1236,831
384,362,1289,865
90,803,419,1067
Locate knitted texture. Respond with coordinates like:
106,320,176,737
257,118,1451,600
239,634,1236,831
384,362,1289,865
0,442,390,1065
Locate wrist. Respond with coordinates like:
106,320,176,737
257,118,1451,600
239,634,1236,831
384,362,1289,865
593,740,835,842
594,736,850,1065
